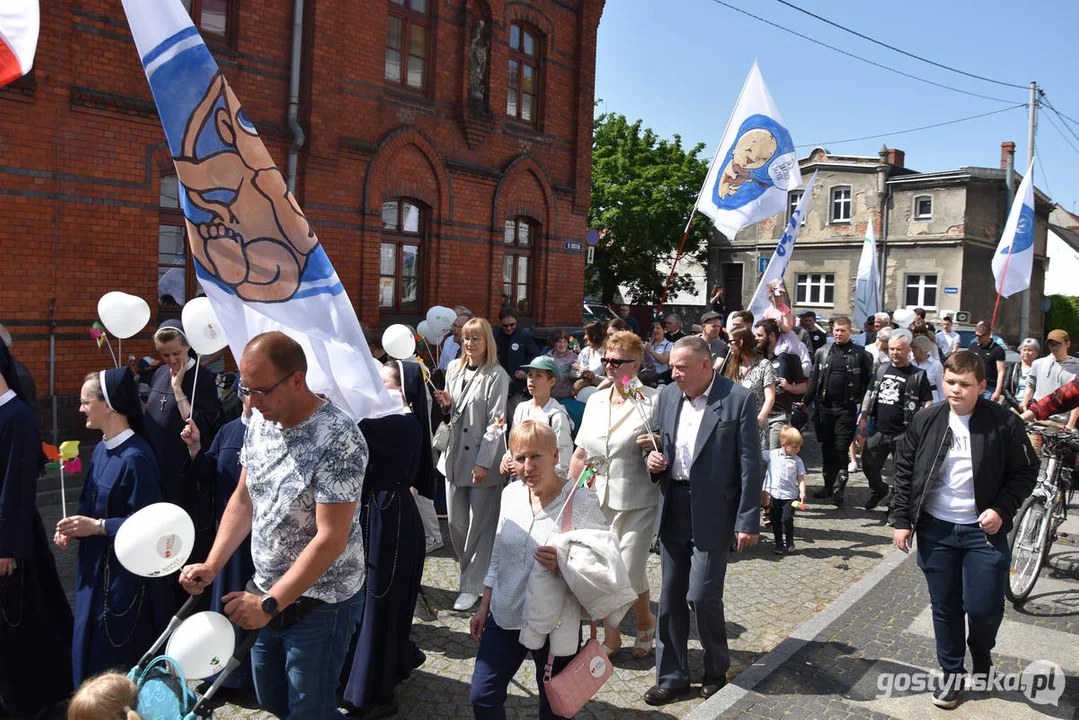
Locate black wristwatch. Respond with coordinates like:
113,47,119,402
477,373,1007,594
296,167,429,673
260,594,280,617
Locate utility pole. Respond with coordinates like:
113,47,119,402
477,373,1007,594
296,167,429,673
1019,81,1038,341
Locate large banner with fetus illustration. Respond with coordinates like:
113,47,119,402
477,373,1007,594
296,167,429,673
695,62,801,239
121,0,399,420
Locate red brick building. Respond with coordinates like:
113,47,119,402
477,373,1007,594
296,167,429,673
0,0,603,438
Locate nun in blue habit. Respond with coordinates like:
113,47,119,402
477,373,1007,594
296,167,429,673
342,360,427,718
180,394,255,690
55,368,174,686
0,343,73,716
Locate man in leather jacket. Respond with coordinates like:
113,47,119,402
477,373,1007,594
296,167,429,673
890,351,1037,709
804,316,874,505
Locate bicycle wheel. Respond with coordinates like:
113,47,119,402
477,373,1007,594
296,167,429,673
1007,495,1051,602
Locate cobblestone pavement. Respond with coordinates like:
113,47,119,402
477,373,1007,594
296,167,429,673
36,431,914,719
707,504,1079,720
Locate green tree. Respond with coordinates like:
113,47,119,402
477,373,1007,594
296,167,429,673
587,112,712,306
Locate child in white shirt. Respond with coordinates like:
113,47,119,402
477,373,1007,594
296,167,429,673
763,425,807,555
499,356,573,475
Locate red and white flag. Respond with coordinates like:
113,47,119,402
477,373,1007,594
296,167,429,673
0,1,39,88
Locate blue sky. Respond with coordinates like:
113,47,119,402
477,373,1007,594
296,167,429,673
595,0,1079,215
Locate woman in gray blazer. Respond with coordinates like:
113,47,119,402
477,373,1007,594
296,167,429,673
433,317,510,611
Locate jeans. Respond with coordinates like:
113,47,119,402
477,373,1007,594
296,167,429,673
250,587,365,719
470,614,579,720
815,404,857,490
982,389,996,400
767,411,790,450
916,515,1009,674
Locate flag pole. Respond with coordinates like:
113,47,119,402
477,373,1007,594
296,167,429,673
658,63,757,316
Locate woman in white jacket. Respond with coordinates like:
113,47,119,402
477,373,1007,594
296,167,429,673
432,317,510,612
570,330,660,657
469,421,608,720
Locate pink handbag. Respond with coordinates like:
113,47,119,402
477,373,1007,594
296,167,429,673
542,483,613,717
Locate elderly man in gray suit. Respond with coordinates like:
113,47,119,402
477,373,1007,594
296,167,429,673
642,336,762,705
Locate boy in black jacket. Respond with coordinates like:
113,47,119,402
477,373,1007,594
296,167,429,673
891,351,1038,709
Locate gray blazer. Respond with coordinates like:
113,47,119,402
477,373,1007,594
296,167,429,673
444,363,510,488
651,373,762,551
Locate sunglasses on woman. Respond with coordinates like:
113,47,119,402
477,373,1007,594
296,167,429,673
600,357,633,368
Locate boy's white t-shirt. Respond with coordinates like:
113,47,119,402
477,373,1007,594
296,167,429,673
923,410,979,524
508,397,574,472
763,448,805,500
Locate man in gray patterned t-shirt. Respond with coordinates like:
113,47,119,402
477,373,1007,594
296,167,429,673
181,331,368,720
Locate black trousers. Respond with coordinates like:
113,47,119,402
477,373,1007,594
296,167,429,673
862,431,902,495
815,404,857,489
769,498,796,547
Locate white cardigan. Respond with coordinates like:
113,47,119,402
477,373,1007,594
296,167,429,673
519,526,636,656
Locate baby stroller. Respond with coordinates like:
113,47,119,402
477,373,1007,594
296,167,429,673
127,595,256,719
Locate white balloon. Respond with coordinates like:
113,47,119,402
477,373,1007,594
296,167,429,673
97,292,151,339
114,503,195,578
181,297,229,356
893,308,916,328
426,306,456,336
166,611,236,680
416,320,433,339
576,386,598,403
382,324,417,360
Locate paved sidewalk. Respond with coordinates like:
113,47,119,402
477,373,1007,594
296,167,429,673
36,434,920,718
691,504,1079,720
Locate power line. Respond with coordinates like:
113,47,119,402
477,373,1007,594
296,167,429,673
795,104,1026,149
1043,96,1079,131
1041,108,1079,157
1041,96,1079,146
705,0,1019,104
769,0,1028,91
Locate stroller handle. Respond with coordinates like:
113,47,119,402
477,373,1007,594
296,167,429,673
135,594,202,672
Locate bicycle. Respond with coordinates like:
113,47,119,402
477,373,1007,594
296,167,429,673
1006,421,1079,603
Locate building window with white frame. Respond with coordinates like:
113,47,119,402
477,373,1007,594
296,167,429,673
788,190,805,226
904,273,938,309
830,185,852,223
795,272,835,306
913,195,933,220
380,199,424,311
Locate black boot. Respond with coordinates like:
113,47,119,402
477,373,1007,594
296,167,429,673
812,484,834,499
833,469,849,506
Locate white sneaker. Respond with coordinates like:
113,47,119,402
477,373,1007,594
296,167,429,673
425,539,443,554
847,460,859,472
453,592,480,611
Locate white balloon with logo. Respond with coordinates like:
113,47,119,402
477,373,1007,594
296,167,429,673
166,611,236,680
181,297,229,356
426,306,456,337
97,292,151,339
114,502,195,578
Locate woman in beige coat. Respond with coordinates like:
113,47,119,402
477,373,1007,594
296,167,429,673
569,330,660,657
433,317,510,611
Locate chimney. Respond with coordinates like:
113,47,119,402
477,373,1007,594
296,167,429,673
1001,141,1016,169
886,148,905,168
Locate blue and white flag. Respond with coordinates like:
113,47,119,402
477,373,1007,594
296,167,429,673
747,172,816,320
694,62,802,239
121,0,398,420
991,159,1036,299
853,220,880,330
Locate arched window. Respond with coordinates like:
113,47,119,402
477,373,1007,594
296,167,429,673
381,200,424,311
157,175,199,307
503,217,535,314
507,24,540,124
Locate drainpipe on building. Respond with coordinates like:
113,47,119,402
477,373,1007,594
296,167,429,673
881,184,891,311
47,297,57,445
286,0,306,195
